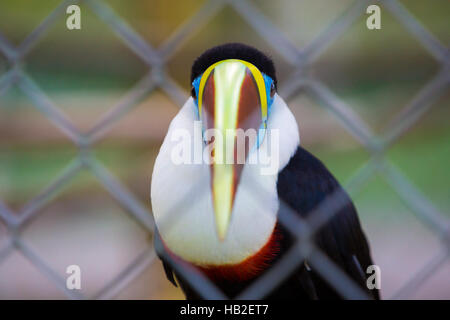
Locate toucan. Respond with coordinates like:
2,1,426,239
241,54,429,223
150,43,379,300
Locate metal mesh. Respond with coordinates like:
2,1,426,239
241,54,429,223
0,0,448,300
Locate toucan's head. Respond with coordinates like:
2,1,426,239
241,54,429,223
151,43,299,272
190,43,277,240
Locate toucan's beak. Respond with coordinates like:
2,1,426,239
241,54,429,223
199,60,266,240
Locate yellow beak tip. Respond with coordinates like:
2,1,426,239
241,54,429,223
216,220,229,242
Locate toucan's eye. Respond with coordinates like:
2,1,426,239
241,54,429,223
191,86,197,99
270,82,275,98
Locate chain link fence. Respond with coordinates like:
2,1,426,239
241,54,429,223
0,0,448,299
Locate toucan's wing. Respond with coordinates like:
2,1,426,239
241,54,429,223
153,227,177,287
153,227,206,299
277,146,379,299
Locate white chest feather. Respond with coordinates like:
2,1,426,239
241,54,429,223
151,95,299,266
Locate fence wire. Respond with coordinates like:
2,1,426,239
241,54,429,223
0,0,449,300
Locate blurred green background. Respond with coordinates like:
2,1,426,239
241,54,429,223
0,0,449,299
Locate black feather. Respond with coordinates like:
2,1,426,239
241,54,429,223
153,226,177,287
191,43,277,88
276,146,380,299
